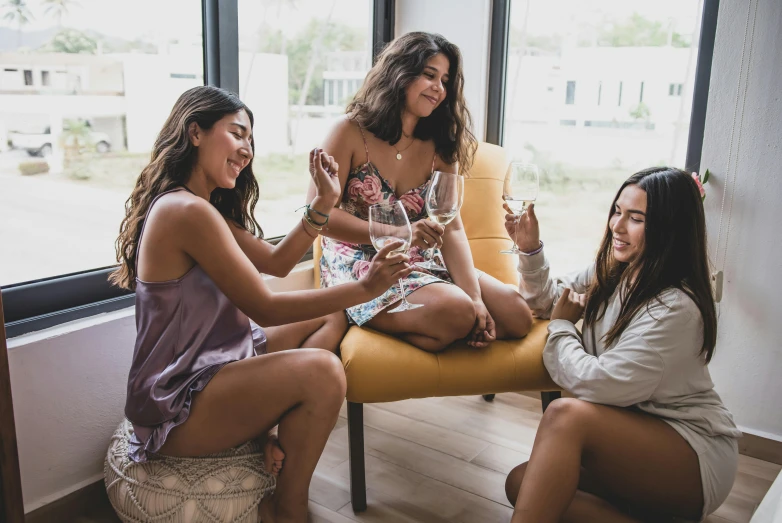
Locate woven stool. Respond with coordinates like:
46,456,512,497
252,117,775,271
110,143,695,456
104,419,275,522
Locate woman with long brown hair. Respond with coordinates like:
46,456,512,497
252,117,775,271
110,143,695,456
309,32,533,352
113,85,412,522
504,167,741,522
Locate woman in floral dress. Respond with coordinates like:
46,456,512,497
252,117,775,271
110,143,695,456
307,32,533,352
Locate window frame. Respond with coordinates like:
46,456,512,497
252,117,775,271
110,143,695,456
3,0,393,338
486,0,720,173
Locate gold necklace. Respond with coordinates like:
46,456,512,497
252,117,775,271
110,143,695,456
393,135,415,160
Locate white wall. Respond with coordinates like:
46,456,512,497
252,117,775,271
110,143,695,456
395,0,492,141
8,265,314,514
702,0,782,441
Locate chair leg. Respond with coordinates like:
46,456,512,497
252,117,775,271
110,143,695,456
540,391,561,412
347,401,367,512
482,394,496,402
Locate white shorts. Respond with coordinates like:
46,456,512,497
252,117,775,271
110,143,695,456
666,421,739,521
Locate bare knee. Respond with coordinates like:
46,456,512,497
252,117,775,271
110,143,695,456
301,350,347,407
505,461,528,505
437,291,476,343
505,294,533,338
539,398,594,436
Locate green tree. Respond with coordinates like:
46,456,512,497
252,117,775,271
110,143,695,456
251,18,366,106
2,0,34,46
40,28,97,54
42,0,78,27
598,13,690,48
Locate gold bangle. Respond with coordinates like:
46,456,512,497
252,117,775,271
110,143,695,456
301,217,318,238
303,212,324,232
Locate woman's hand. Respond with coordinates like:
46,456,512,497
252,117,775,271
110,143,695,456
359,240,414,298
308,147,342,209
467,299,497,348
551,287,586,323
504,202,540,253
410,219,444,251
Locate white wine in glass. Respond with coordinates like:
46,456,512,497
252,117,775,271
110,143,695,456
501,162,540,254
415,171,464,271
369,201,423,313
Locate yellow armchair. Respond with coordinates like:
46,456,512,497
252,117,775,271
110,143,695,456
313,142,559,512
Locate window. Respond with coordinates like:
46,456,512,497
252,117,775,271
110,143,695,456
237,0,372,239
503,0,703,275
565,80,576,105
0,0,204,288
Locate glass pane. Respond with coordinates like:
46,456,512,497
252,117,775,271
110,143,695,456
503,0,703,275
238,0,373,239
0,0,203,286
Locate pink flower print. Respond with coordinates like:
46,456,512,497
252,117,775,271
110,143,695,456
408,247,426,265
347,178,363,200
692,172,705,198
352,260,371,279
399,192,425,215
334,242,357,257
360,175,384,204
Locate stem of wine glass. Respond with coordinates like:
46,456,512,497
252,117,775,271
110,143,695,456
399,278,408,305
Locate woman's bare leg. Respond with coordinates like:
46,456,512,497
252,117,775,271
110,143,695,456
508,398,703,523
159,349,347,523
265,311,349,354
477,274,533,339
366,282,476,352
507,463,639,523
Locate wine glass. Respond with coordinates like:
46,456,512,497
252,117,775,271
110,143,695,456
369,201,423,314
500,162,540,254
415,171,464,271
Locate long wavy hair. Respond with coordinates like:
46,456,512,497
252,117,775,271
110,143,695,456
110,85,260,290
346,32,477,172
583,167,718,362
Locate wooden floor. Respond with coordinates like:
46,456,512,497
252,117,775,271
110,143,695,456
72,393,779,522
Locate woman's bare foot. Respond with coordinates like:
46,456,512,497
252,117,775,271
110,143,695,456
264,433,285,476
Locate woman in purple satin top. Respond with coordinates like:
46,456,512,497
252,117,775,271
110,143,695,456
111,86,413,523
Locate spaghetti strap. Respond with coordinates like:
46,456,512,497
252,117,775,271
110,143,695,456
357,123,370,164
135,187,186,272
431,152,437,174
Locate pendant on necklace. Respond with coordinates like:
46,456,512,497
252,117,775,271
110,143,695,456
396,153,402,160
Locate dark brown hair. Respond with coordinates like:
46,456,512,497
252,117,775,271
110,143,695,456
346,32,477,172
583,167,718,362
110,85,260,290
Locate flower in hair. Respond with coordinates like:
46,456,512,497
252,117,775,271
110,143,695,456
691,169,709,200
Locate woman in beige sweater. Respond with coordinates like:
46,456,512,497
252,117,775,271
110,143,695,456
504,167,741,522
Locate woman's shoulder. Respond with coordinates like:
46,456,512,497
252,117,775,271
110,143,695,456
631,287,702,335
147,191,223,234
328,116,364,143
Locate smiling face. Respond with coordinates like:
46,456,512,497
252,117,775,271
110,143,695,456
609,183,647,264
190,109,253,190
404,53,450,118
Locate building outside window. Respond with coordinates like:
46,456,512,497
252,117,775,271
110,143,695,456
237,0,372,239
0,0,204,287
503,0,702,275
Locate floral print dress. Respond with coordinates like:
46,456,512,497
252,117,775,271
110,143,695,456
320,130,455,325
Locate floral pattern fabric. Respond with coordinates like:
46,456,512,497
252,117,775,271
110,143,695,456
320,161,454,325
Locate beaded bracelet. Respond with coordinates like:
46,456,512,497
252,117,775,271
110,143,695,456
302,211,326,232
295,204,329,227
518,240,544,256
